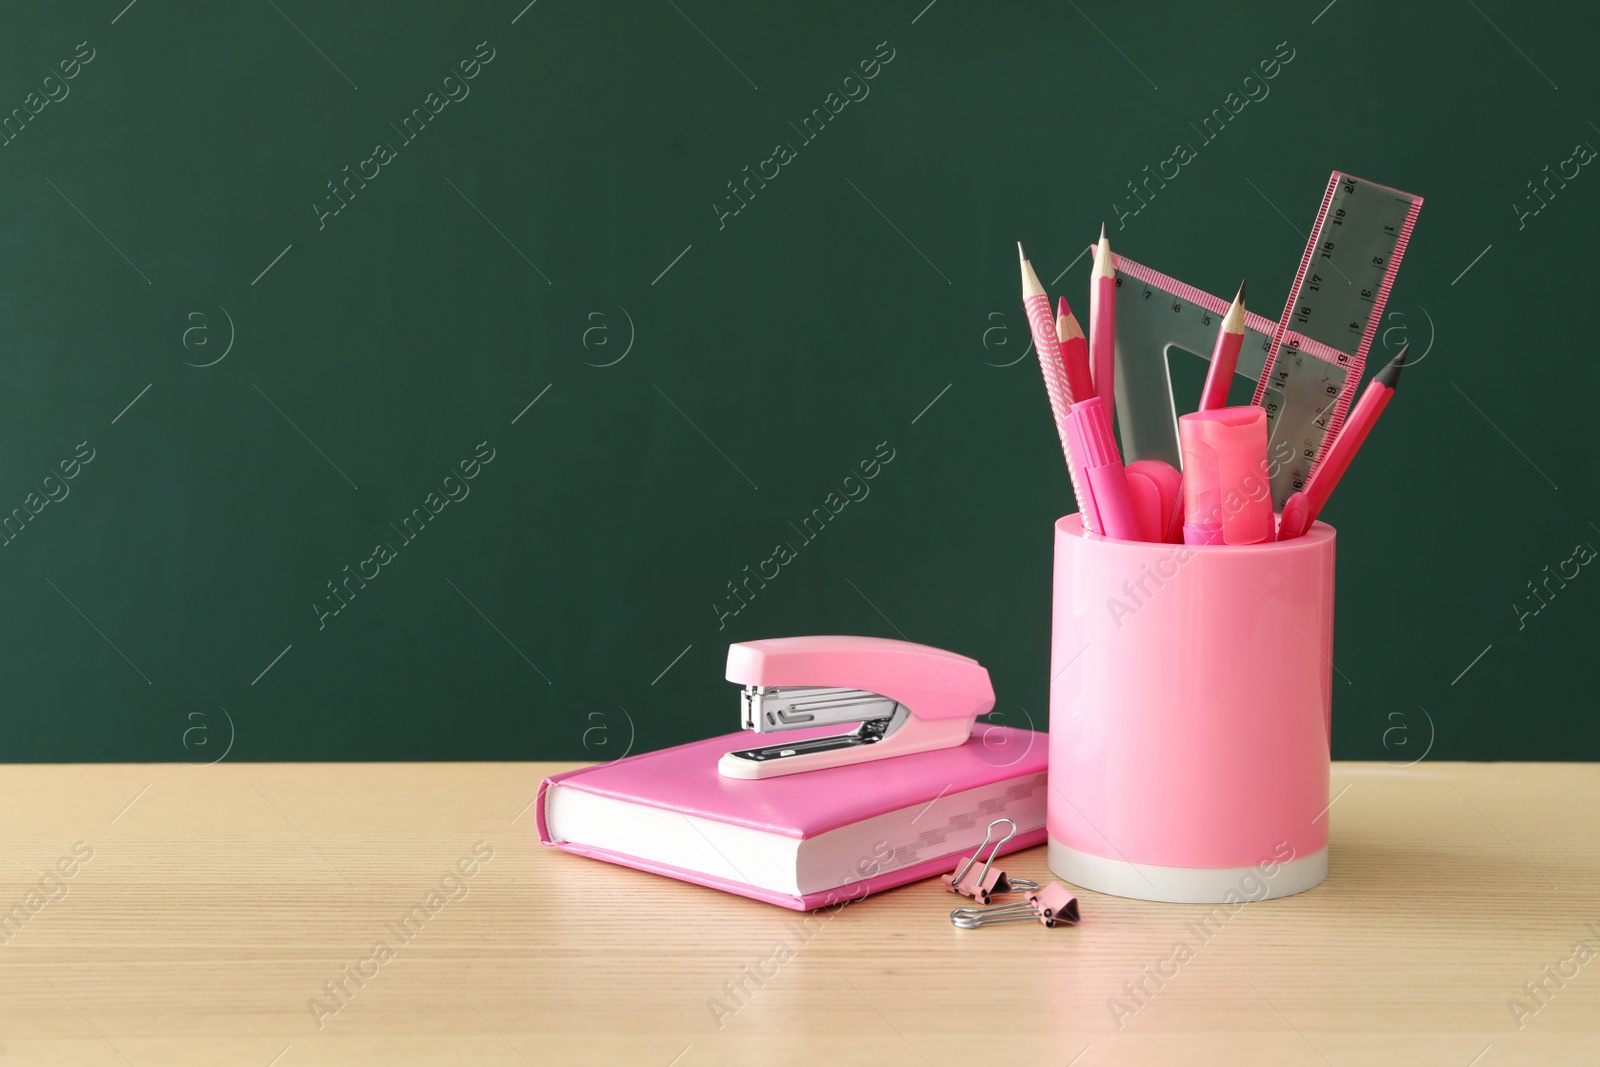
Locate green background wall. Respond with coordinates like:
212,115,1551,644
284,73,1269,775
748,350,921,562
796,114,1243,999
0,0,1592,762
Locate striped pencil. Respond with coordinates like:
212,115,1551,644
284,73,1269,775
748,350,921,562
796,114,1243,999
1019,243,1097,532
1089,224,1118,419
1054,297,1096,406
1198,281,1247,411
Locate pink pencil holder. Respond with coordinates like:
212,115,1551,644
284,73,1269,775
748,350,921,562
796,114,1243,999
1047,515,1336,903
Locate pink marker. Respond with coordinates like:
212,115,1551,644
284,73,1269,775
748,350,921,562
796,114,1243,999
1065,396,1141,541
1178,406,1273,546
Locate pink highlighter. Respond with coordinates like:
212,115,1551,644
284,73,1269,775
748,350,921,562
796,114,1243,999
1064,396,1141,541
1178,407,1273,546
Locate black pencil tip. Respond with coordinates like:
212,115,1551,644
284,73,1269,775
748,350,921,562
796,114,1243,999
1237,279,1247,303
1375,344,1409,390
1017,241,1027,261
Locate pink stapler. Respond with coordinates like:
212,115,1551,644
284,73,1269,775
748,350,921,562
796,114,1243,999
717,636,995,780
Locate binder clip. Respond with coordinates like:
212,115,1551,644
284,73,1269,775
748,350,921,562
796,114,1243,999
951,882,1080,929
941,818,1040,905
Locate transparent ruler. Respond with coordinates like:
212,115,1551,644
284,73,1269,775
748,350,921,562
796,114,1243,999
1108,171,1423,505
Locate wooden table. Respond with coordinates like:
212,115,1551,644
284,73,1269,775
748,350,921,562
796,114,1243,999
1,762,1595,1065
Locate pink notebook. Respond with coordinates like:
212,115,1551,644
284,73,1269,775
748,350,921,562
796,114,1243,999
537,726,1047,911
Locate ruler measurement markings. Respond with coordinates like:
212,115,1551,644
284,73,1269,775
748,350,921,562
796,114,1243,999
1107,174,1417,507
1251,172,1421,492
1113,252,1353,491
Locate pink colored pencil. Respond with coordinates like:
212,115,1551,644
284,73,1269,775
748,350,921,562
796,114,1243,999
1020,243,1097,532
1089,224,1118,419
1054,297,1096,406
1198,281,1247,411
1278,345,1408,539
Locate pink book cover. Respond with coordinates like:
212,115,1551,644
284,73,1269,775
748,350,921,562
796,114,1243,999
537,725,1048,911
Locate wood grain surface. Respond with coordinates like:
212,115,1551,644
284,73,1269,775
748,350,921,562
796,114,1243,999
0,761,1594,1065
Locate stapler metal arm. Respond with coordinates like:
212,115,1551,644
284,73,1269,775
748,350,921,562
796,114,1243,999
717,636,994,780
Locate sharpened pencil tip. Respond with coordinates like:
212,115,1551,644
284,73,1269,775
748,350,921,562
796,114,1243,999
1375,344,1408,389
1220,281,1247,332
1091,225,1115,278
1018,241,1027,261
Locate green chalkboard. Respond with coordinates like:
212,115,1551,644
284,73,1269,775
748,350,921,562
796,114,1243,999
0,1,1594,763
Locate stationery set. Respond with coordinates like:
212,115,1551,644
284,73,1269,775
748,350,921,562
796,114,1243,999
539,169,1423,916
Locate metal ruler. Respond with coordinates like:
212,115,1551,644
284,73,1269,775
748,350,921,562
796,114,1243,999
1108,171,1422,505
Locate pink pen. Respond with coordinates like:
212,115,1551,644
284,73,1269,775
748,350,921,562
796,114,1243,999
1065,396,1140,541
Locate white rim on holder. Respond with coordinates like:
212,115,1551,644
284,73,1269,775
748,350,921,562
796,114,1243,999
1048,837,1328,904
